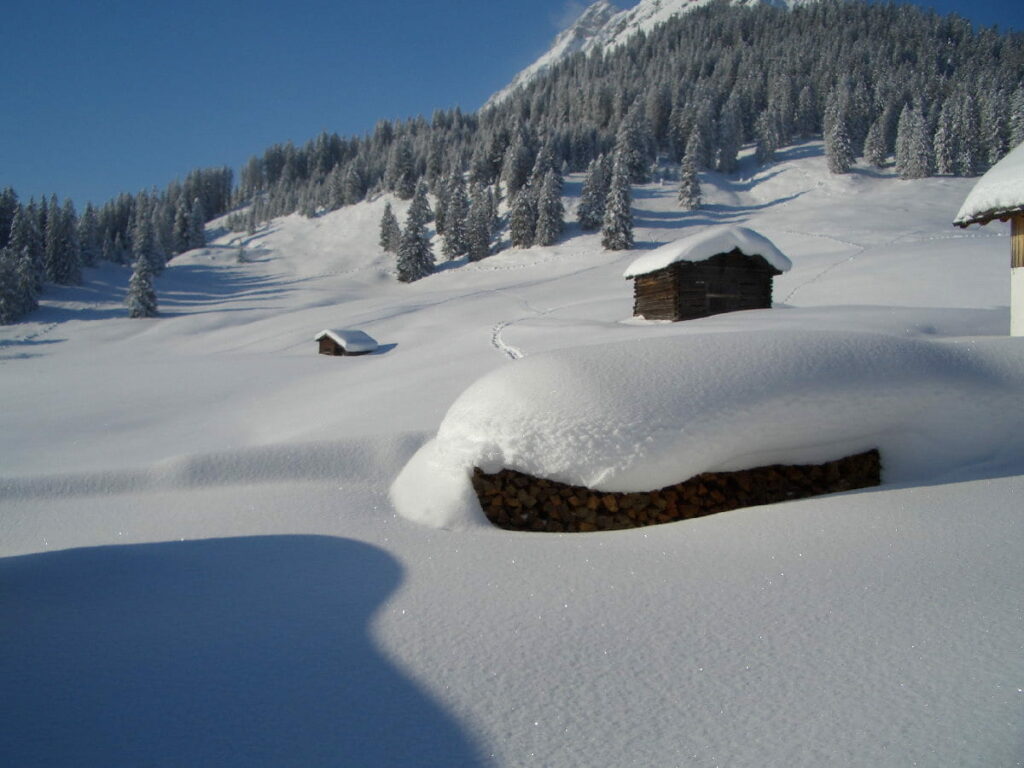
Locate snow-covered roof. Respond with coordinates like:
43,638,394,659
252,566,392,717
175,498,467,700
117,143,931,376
314,329,378,352
390,330,1024,530
623,226,792,278
954,140,1024,227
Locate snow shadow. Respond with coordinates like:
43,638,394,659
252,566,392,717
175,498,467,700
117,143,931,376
0,536,487,768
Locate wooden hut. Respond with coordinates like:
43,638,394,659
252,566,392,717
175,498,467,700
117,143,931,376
314,329,378,356
954,140,1024,336
623,226,792,322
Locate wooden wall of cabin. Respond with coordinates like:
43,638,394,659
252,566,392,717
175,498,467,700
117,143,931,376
633,252,777,322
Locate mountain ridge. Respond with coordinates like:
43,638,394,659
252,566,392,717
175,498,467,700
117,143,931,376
485,0,820,109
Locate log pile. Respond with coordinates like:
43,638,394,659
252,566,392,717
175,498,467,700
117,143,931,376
472,449,881,532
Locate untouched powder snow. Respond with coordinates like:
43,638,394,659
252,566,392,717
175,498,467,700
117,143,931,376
392,330,1024,529
954,139,1024,225
3,143,1022,767
622,224,792,277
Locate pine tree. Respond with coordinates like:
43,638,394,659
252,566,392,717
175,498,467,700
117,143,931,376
188,198,206,250
863,113,889,168
601,152,633,251
131,196,160,275
825,115,853,174
895,103,932,180
8,206,43,291
442,174,469,258
379,202,401,253
933,102,956,175
43,196,81,285
387,139,417,200
1010,85,1024,147
754,109,779,166
614,105,653,183
534,170,564,246
577,155,608,231
509,188,537,248
465,181,492,262
395,184,434,282
0,188,19,249
678,155,701,210
77,203,100,267
716,98,743,174
501,129,534,198
126,255,158,318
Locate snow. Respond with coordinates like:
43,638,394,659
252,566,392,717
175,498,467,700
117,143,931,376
622,224,792,277
314,328,379,352
954,139,1024,225
2,143,1022,767
392,330,1024,529
487,0,818,108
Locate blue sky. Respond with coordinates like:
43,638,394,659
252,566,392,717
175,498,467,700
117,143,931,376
1,0,1019,207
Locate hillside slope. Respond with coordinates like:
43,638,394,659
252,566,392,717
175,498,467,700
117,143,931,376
1,144,1022,767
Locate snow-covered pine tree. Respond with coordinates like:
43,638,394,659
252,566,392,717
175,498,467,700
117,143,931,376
614,104,653,183
8,206,43,291
442,174,469,259
825,114,853,174
131,196,160,275
980,89,1009,167
754,109,779,166
863,112,889,168
716,97,743,174
77,203,100,267
395,183,434,282
172,197,191,254
0,249,21,323
387,139,417,200
684,127,710,171
933,102,956,175
895,103,932,180
126,254,158,318
379,202,401,253
501,129,534,199
0,188,19,249
43,196,81,285
434,174,452,236
1010,85,1024,146
465,181,492,262
601,152,633,251
953,93,981,176
188,198,206,250
509,187,537,248
678,155,701,210
534,169,564,247
577,154,608,231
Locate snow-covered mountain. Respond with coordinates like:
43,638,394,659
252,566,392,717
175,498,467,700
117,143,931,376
485,0,817,108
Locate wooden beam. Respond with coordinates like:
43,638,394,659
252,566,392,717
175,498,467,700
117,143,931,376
1013,215,1024,269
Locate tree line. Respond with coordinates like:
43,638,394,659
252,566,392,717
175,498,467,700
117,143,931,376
4,0,1024,310
0,168,232,322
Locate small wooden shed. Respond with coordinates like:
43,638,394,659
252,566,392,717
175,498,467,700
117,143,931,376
623,226,792,322
315,329,378,356
954,140,1024,336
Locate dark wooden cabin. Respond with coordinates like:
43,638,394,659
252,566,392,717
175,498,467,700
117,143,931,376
625,227,790,322
314,329,378,356
632,250,782,321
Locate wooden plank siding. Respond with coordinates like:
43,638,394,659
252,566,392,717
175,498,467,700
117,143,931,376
632,249,780,321
1013,215,1024,269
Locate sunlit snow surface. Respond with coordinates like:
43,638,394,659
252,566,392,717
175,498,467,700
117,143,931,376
2,143,1022,767
955,139,1024,224
392,330,1024,528
622,224,792,276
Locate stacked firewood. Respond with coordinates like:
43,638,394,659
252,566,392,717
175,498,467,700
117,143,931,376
472,449,880,532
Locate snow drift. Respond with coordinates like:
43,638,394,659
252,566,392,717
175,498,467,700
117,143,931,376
392,330,1024,529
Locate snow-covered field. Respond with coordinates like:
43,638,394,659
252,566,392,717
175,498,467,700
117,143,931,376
2,143,1022,767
